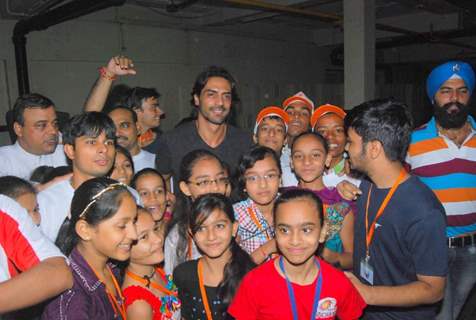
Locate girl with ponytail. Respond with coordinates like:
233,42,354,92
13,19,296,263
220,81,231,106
173,193,255,320
42,177,138,320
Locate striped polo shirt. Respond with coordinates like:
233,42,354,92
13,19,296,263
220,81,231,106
406,116,476,237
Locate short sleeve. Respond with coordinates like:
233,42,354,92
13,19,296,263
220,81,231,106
335,273,367,320
0,196,64,273
405,210,448,277
155,135,172,175
227,273,259,320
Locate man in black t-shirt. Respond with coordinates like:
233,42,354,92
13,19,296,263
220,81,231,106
156,66,252,191
344,98,448,319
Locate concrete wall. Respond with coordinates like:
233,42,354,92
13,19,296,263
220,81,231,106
0,4,334,146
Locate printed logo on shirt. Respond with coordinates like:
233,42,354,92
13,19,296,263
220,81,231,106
315,297,337,318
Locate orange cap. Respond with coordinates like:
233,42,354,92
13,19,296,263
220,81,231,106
254,106,290,134
282,91,314,113
311,104,346,129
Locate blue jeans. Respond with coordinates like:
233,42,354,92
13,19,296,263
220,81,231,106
436,245,476,320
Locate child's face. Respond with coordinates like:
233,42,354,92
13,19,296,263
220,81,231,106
180,157,229,200
135,174,167,222
314,114,346,160
86,193,138,261
275,198,322,265
16,192,41,226
291,135,328,183
244,155,280,206
110,152,134,185
193,209,237,259
130,209,164,265
255,117,287,153
66,131,116,179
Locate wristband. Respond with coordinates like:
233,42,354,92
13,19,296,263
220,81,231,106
98,67,117,81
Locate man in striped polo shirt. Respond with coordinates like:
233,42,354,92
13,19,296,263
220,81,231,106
406,60,476,320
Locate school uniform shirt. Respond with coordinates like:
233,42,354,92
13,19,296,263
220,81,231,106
0,142,66,180
280,145,299,187
164,224,201,275
0,195,64,282
228,257,366,320
42,247,124,320
173,259,226,320
132,149,156,172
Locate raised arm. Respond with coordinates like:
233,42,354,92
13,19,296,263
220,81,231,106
84,55,136,112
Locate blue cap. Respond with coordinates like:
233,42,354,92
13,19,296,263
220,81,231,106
426,61,475,101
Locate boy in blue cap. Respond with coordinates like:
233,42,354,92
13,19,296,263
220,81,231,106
406,60,476,320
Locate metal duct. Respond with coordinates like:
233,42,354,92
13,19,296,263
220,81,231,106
12,0,126,95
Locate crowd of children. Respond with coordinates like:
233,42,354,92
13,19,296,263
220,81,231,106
1,58,474,320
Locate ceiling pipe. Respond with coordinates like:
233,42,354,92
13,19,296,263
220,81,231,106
216,0,474,50
12,0,126,95
330,26,476,65
166,0,200,13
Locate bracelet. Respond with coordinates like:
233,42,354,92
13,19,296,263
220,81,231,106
98,67,117,81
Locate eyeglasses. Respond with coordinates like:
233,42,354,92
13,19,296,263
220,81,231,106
187,177,230,188
244,173,280,184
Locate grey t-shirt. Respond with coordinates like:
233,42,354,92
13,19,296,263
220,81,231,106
156,121,253,188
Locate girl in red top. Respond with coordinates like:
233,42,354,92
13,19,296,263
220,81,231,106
228,189,366,320
123,207,181,320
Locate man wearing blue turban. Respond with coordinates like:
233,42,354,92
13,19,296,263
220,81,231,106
406,61,476,320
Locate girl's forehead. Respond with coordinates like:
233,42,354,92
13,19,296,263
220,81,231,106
192,157,224,175
138,173,163,185
294,136,325,150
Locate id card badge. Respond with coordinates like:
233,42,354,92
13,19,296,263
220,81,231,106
360,257,374,285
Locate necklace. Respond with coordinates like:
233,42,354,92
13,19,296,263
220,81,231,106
126,268,178,296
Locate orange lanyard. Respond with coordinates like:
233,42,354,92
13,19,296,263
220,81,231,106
365,168,406,257
126,268,178,296
88,262,127,320
247,207,270,240
197,259,213,320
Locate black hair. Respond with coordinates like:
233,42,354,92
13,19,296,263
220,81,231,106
108,145,135,179
237,145,282,193
190,66,239,107
344,98,413,162
0,176,37,199
106,105,138,123
190,193,255,311
130,168,166,191
166,149,227,267
291,131,329,155
12,93,55,126
62,112,116,146
55,177,132,255
30,165,72,184
126,87,161,111
273,189,324,227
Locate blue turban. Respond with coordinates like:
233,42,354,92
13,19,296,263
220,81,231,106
426,61,475,101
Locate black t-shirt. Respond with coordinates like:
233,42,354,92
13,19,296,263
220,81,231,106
353,175,448,320
173,259,227,320
156,121,253,192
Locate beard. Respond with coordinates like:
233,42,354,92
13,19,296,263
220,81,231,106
433,101,469,129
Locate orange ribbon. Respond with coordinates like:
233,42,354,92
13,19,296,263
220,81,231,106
197,259,213,320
